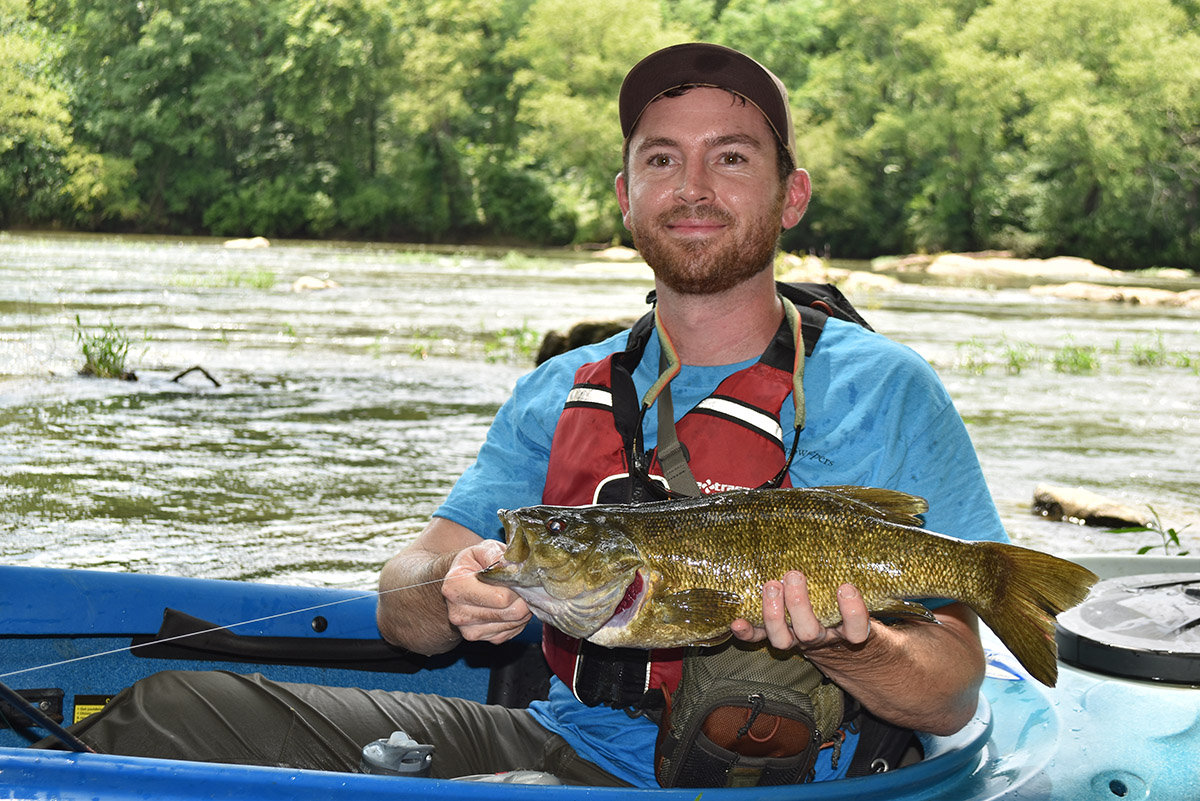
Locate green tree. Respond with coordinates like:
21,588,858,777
12,0,1199,264
254,0,400,237
1,0,66,224
505,0,696,242
1,0,69,157
786,0,984,256
960,0,1200,267
3,0,140,227
377,0,506,241
38,0,288,231
687,0,828,95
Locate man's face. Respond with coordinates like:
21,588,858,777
616,87,810,296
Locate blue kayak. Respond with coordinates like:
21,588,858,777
1,555,1197,800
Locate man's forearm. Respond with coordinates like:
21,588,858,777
376,548,462,655
805,608,984,735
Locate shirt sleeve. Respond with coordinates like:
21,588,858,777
432,336,627,540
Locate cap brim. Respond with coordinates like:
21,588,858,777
619,43,796,164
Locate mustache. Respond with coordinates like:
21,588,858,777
655,205,735,226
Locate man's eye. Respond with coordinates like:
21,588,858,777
719,151,746,165
648,154,673,167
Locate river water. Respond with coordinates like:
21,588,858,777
2,233,1197,588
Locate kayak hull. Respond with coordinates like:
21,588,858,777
1,556,1197,800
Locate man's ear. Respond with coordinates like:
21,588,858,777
615,171,632,229
780,168,812,230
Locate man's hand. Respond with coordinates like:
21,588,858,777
724,568,868,652
730,570,872,651
378,518,529,655
442,540,532,645
729,569,985,735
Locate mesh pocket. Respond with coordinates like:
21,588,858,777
655,640,840,788
659,693,819,787
701,695,814,758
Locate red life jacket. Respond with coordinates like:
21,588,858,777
539,291,840,709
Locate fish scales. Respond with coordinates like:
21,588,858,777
611,489,988,631
480,486,1098,686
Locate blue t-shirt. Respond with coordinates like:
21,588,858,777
434,317,1008,786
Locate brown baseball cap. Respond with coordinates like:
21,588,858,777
619,42,797,165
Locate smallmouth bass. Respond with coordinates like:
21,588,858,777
478,485,1098,686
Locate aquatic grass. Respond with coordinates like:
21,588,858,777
406,327,455,360
402,322,541,363
1000,338,1038,374
1130,332,1168,367
1172,351,1199,373
1113,508,1191,556
169,268,276,290
279,322,300,346
1051,340,1100,374
73,315,135,379
956,337,992,375
950,337,1043,375
483,321,541,364
948,334,1199,376
500,251,543,270
410,338,433,360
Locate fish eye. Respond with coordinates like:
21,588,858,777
546,518,566,533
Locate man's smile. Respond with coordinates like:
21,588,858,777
658,205,736,241
666,218,728,236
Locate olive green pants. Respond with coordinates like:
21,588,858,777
48,670,629,786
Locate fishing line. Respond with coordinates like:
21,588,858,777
0,569,491,682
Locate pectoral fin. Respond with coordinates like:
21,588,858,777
657,588,744,625
654,588,744,646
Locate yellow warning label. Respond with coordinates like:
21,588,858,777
72,695,114,724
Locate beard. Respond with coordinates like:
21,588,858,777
628,198,783,296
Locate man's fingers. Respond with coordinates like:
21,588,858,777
747,572,874,651
760,580,796,650
782,571,825,645
441,542,531,643
836,583,872,644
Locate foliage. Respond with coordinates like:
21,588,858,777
505,0,694,241
1051,341,1100,374
5,0,1199,267
784,0,1200,267
949,333,1198,375
73,314,134,379
169,267,276,289
482,321,541,363
1113,508,1192,557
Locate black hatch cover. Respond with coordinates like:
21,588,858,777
1055,572,1200,684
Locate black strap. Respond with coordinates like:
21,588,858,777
0,679,94,753
775,281,874,333
843,708,919,776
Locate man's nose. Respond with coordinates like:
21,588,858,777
674,160,713,204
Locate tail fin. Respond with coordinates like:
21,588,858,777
973,543,1098,686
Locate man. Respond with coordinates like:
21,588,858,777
58,42,1004,787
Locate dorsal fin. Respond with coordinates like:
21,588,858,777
818,485,929,527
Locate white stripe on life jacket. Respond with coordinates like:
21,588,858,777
566,386,613,407
694,397,783,444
